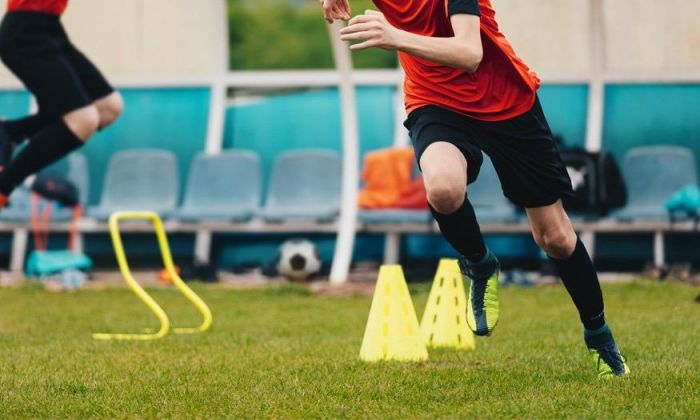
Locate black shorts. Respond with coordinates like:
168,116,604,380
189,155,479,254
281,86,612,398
405,97,574,208
0,11,114,120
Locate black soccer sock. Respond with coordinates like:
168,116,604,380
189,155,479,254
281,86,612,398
430,196,487,262
550,238,606,330
0,121,83,195
3,114,51,144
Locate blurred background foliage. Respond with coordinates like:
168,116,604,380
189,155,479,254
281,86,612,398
228,0,398,69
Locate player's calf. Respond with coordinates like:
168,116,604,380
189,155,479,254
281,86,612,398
528,202,630,378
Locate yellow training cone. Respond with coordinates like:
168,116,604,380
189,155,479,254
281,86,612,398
360,265,428,362
420,259,475,350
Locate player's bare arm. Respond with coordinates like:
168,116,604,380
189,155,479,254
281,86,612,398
340,10,483,73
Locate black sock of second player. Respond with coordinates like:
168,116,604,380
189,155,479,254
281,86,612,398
0,121,83,196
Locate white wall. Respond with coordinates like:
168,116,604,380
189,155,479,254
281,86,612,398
604,0,700,73
492,0,592,76
0,0,226,83
490,0,700,77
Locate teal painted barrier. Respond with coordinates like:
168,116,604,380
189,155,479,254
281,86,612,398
0,90,31,120
2,83,699,268
604,84,700,175
81,88,211,204
538,84,588,148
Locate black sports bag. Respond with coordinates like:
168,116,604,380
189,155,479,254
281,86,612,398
559,148,627,215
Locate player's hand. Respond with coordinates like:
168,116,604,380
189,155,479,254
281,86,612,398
321,0,351,24
339,10,403,51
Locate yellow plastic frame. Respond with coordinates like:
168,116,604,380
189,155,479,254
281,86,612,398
93,211,213,341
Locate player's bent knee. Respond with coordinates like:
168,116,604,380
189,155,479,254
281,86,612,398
536,228,576,259
63,105,100,141
426,182,465,214
96,92,124,128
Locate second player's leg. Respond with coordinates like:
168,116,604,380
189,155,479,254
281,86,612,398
0,46,97,198
63,42,123,131
94,92,124,130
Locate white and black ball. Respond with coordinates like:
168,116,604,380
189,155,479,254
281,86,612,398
276,239,322,281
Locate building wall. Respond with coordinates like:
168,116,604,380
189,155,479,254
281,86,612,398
490,0,700,76
492,0,592,76
604,0,700,73
0,0,225,82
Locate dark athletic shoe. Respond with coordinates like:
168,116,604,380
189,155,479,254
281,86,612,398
460,252,500,336
0,122,13,170
585,326,630,379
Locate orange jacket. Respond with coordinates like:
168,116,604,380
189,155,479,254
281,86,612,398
358,148,428,210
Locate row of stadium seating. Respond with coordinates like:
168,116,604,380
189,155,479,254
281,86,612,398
0,145,696,269
6,145,695,224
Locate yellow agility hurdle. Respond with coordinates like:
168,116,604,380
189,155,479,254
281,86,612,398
93,211,213,341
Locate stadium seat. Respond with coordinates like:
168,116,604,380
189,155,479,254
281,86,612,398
612,146,699,221
175,151,262,222
261,149,341,222
0,153,89,223
88,149,179,220
469,155,521,223
0,184,33,223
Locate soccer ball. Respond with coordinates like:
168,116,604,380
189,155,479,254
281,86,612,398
276,239,322,281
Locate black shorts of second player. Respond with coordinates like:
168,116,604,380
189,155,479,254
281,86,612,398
405,97,574,209
0,11,115,120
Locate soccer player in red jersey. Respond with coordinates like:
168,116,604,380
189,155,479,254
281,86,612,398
322,0,629,378
0,0,123,205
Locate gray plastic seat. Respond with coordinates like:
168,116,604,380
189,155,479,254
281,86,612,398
612,146,698,221
359,209,432,224
0,153,89,222
261,149,341,222
88,149,179,220
175,151,262,222
469,155,521,223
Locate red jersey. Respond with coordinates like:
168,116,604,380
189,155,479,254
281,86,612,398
374,0,540,121
7,0,68,16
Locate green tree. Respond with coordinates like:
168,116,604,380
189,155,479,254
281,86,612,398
228,0,397,70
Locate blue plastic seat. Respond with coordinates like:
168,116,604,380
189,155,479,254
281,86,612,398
175,151,262,222
359,209,432,224
88,149,179,220
469,155,521,223
0,153,89,222
612,146,698,221
0,184,33,222
261,150,341,222
51,153,90,222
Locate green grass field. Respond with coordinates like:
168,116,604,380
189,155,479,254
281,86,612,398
0,281,698,418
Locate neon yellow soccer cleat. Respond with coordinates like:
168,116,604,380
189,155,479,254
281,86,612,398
585,325,630,379
589,348,630,379
460,257,500,336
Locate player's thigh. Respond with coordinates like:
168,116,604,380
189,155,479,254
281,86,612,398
3,50,91,120
63,42,115,104
420,141,468,190
479,98,572,209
